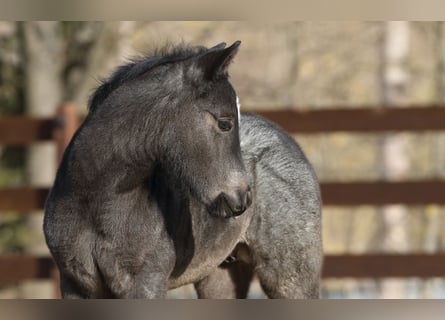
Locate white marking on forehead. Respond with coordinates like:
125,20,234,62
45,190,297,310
236,96,241,126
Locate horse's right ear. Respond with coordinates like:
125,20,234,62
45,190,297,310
189,41,241,82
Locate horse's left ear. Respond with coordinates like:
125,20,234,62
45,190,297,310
192,40,241,81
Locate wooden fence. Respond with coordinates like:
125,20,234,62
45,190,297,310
1,104,445,296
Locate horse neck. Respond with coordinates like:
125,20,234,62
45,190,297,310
67,105,165,194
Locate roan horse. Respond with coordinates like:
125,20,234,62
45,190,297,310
43,41,322,299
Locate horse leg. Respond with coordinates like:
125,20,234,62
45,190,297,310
194,266,236,299
122,270,168,299
246,208,322,299
252,244,322,299
194,261,254,299
95,249,170,298
106,263,168,299
60,273,88,299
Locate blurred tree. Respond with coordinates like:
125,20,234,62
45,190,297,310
421,21,445,298
377,21,410,299
0,22,25,185
0,22,24,116
62,21,136,112
19,21,64,298
0,22,27,262
16,21,143,297
419,22,444,253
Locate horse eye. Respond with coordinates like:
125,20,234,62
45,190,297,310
218,119,233,132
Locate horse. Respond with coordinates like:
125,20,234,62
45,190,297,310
43,41,322,299
195,112,323,299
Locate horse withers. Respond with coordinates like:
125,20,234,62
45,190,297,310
43,41,322,299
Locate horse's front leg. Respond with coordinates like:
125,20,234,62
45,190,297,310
96,247,172,299
194,260,254,299
122,269,169,299
105,263,170,298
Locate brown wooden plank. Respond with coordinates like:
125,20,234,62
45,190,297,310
0,188,50,211
1,180,445,212
53,103,80,162
0,256,55,282
321,180,445,205
323,254,445,278
0,117,54,145
1,107,445,146
256,107,445,132
1,254,445,282
54,103,80,164
0,107,444,146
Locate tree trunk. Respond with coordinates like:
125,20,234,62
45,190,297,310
20,21,63,298
421,21,445,298
377,21,410,299
68,21,137,113
422,22,444,253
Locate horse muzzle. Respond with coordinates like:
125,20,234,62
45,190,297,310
210,186,252,218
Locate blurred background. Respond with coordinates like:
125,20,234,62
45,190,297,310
0,21,445,298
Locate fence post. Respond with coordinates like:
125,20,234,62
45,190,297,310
51,102,80,298
53,102,79,164
50,266,61,299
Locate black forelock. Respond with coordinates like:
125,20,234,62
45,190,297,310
88,42,209,113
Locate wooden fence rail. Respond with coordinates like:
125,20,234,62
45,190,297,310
0,188,49,212
2,180,445,212
256,106,445,132
2,106,445,146
0,117,53,145
323,254,445,278
2,254,445,283
1,105,445,296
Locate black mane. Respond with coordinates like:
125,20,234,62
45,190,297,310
88,43,208,112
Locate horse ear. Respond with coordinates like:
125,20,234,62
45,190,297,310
192,41,241,81
210,42,227,50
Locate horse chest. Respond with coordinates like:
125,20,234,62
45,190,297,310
167,208,253,289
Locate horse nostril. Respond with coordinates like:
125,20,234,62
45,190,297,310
236,206,245,213
233,199,245,213
221,192,247,217
246,188,252,208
